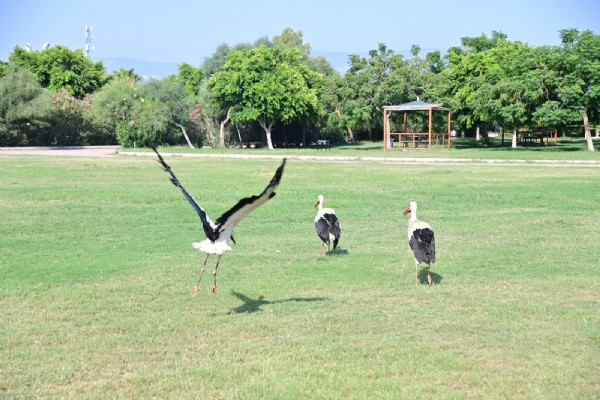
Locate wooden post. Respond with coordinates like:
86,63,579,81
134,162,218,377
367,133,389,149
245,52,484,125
447,111,451,149
383,109,388,150
428,108,433,149
403,112,407,133
383,109,390,150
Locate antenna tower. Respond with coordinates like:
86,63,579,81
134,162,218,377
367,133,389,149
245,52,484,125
85,25,94,58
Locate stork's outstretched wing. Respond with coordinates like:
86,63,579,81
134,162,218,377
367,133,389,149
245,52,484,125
214,158,286,236
151,147,218,241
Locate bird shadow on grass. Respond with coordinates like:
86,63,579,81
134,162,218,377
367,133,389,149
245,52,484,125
227,291,327,314
418,268,443,285
328,247,349,256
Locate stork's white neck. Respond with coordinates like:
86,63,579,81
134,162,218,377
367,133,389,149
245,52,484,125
317,195,325,212
410,207,417,221
409,202,418,221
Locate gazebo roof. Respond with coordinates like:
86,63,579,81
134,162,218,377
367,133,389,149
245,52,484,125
383,100,450,112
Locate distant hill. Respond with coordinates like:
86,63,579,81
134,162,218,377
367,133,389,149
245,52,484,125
99,57,179,79
98,48,440,79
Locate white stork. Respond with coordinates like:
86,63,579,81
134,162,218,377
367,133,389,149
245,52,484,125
152,147,286,297
403,201,436,286
314,194,341,256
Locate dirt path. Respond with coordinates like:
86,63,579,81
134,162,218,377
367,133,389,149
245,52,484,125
0,146,120,157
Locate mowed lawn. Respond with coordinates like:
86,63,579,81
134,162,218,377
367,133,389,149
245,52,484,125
1,155,599,399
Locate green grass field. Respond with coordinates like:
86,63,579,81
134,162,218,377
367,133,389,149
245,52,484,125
1,153,599,399
126,137,600,161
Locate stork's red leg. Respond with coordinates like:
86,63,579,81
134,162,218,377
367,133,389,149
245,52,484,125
192,254,210,298
212,254,223,294
320,243,325,256
427,264,432,286
415,262,419,286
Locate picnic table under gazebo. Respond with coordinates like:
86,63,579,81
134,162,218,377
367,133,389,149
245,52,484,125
383,100,451,150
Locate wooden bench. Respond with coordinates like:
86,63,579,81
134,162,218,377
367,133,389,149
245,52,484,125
518,131,544,145
314,139,331,150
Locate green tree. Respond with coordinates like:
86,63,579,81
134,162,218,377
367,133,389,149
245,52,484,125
528,45,563,130
461,31,508,53
337,53,376,141
336,44,416,141
438,33,510,139
178,63,204,95
208,46,320,149
91,78,137,142
202,43,232,77
556,29,599,151
202,37,273,77
410,44,421,57
481,41,542,146
273,28,311,57
9,45,107,98
0,65,51,145
92,74,211,148
202,31,317,147
140,77,199,147
305,56,345,144
0,60,7,78
189,99,219,147
110,68,141,84
116,96,170,147
46,89,94,145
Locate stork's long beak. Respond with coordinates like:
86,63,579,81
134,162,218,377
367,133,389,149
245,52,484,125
402,207,411,217
314,200,320,208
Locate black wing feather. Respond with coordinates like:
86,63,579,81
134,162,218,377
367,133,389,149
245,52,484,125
329,215,341,249
409,228,436,264
212,158,286,236
151,147,218,241
315,213,341,247
215,159,286,226
315,217,330,244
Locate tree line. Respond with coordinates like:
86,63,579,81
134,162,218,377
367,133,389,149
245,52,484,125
0,27,598,151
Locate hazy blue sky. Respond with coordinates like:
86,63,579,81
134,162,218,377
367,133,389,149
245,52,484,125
1,0,599,65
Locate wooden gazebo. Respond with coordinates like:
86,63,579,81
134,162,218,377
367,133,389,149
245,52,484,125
383,100,451,150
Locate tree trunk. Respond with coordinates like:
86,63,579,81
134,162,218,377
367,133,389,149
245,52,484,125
258,116,274,150
583,107,595,151
501,127,505,146
219,107,232,148
511,128,517,148
483,125,489,144
335,108,354,143
172,120,194,148
205,126,215,146
476,125,480,141
347,126,355,142
301,125,306,147
235,123,243,145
